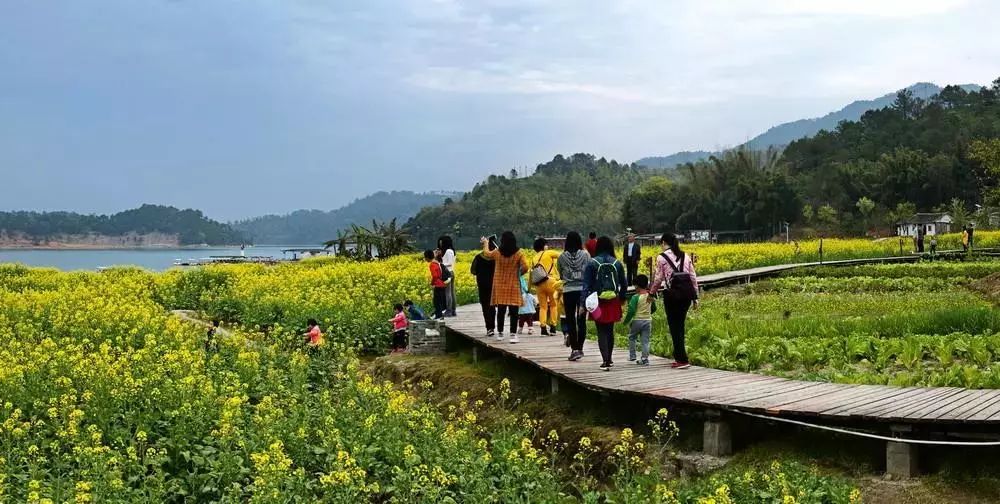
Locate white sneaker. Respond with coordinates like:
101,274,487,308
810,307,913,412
510,334,519,344
496,332,504,341
528,328,533,335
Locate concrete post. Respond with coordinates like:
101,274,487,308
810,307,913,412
472,346,479,364
886,425,918,478
550,375,560,395
703,413,732,457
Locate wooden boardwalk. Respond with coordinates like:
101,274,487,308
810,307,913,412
444,257,1000,427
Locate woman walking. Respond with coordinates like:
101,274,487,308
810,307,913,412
582,236,627,371
558,231,590,361
471,236,497,337
438,235,457,316
480,231,530,343
532,237,562,336
649,233,699,369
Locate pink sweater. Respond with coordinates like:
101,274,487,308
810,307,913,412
649,249,699,297
391,312,408,331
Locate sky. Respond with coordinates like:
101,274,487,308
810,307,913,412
1,0,998,221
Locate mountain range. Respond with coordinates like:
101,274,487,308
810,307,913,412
636,82,983,168
233,191,459,244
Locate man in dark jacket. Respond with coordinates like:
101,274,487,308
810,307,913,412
471,237,497,337
623,232,641,286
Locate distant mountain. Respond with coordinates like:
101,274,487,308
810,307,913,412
0,204,243,246
233,191,458,245
634,150,714,169
636,82,984,168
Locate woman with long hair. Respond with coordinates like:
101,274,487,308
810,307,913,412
480,231,530,343
438,235,457,317
557,231,590,361
532,237,562,336
649,232,699,369
581,236,627,371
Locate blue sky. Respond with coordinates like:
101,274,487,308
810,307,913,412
1,0,998,220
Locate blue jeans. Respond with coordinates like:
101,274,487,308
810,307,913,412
628,319,651,361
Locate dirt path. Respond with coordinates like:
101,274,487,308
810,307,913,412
171,309,233,336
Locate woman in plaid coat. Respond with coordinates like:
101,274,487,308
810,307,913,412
480,231,530,343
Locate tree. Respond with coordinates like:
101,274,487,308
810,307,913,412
892,89,923,120
815,204,839,235
946,198,970,230
887,202,917,229
801,204,814,225
622,177,675,232
856,197,875,233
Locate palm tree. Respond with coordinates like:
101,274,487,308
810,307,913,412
375,218,415,258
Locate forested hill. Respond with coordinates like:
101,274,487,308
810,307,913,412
623,79,1000,237
406,154,658,248
233,191,457,244
0,204,244,245
636,82,983,168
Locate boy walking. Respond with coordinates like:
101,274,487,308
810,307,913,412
624,275,656,366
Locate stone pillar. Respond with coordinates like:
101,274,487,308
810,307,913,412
550,375,560,395
886,425,918,478
703,413,732,457
408,320,446,355
472,346,479,364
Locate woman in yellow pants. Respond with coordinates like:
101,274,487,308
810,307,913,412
532,238,562,336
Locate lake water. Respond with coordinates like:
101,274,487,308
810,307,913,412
0,246,311,271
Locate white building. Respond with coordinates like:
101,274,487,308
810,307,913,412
896,213,952,237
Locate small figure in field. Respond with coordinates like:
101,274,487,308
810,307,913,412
517,276,536,337
424,249,448,320
624,275,656,366
304,318,324,348
623,232,642,287
915,228,925,253
205,320,220,352
389,303,408,353
404,300,426,321
929,236,938,256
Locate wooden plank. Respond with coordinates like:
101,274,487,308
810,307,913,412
956,391,1000,421
817,387,926,416
867,388,965,420
917,389,991,420
966,394,1000,422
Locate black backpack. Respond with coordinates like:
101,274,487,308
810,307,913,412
661,252,697,301
439,262,453,283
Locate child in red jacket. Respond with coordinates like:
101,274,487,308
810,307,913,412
425,249,447,319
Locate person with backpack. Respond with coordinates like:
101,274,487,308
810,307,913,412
581,236,627,371
480,231,530,343
424,249,448,320
471,236,497,337
531,237,562,336
649,232,699,369
558,231,591,361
